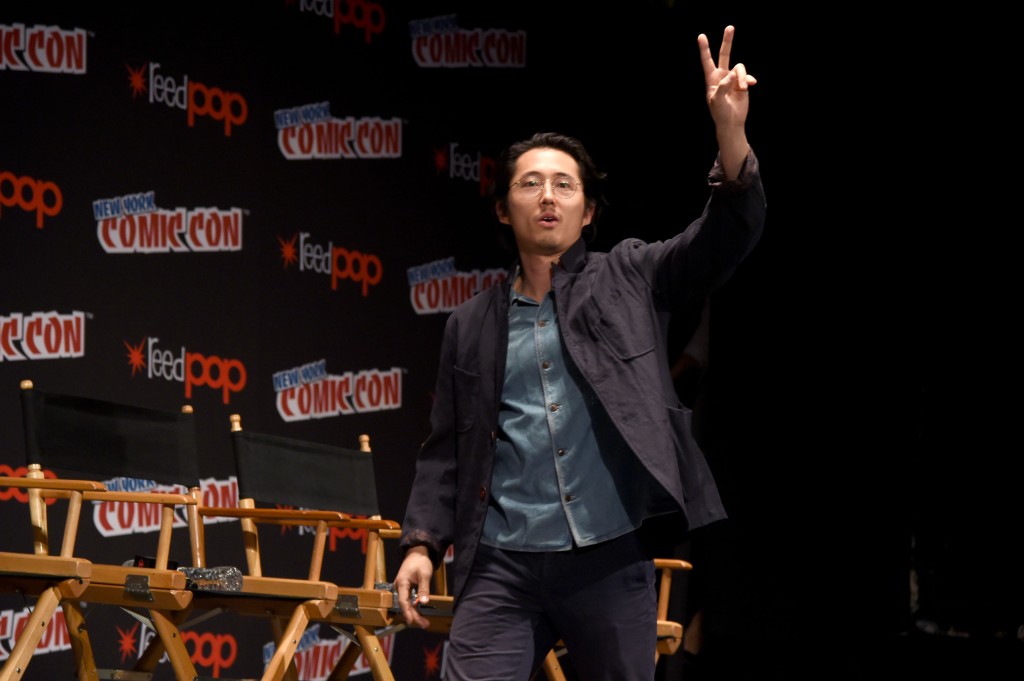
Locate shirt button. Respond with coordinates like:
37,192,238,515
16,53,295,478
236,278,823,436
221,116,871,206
564,495,573,502
538,320,547,327
479,486,487,500
549,403,560,412
557,448,567,457
542,360,551,369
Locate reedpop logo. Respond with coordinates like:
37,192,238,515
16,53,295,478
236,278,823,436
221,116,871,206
278,232,382,296
125,336,247,404
0,170,63,228
293,0,386,43
126,61,248,136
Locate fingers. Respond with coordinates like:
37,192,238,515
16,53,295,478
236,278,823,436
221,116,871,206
395,561,433,629
731,63,750,93
397,582,430,629
715,69,734,95
407,586,431,629
714,64,755,97
697,33,714,81
717,25,735,72
698,26,740,87
396,579,414,617
394,546,434,628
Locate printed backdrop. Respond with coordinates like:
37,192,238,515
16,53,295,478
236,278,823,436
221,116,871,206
1,2,791,679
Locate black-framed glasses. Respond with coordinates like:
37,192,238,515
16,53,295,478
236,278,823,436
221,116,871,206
510,173,581,199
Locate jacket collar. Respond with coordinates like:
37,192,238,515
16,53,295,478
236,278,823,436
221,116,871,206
504,237,588,295
508,237,588,276
558,237,588,273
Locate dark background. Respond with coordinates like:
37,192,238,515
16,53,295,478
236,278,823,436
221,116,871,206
2,2,1014,679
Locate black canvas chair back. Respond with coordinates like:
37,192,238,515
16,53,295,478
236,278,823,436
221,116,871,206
20,380,200,487
231,420,379,516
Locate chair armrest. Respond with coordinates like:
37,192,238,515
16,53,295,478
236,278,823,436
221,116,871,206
327,518,400,531
653,558,693,623
198,506,349,526
82,490,197,505
81,490,196,570
0,476,108,558
0,476,106,492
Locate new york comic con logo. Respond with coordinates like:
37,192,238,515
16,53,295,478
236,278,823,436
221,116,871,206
93,190,243,252
273,359,402,421
274,101,401,160
89,476,238,539
0,605,72,662
0,23,87,73
408,14,526,68
407,258,506,315
0,311,85,361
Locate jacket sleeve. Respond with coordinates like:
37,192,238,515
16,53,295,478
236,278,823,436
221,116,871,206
634,148,766,308
399,312,460,568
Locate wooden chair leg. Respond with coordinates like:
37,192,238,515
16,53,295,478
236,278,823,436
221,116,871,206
134,607,190,672
149,608,200,681
541,649,567,681
327,635,362,681
0,586,63,681
261,604,316,681
61,600,98,681
352,626,395,681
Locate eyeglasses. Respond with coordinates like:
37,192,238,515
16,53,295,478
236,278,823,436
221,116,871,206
510,173,581,200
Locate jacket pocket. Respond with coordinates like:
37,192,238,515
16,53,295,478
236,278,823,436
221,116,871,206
587,288,655,360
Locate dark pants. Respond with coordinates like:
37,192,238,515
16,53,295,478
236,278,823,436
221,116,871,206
444,531,657,681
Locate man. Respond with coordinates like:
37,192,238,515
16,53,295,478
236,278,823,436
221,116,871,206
396,25,765,681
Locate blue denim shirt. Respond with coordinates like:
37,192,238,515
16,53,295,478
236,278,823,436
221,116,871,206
481,280,671,551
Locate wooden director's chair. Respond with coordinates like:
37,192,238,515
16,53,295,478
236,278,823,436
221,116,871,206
2,380,203,681
0,475,100,681
177,414,405,681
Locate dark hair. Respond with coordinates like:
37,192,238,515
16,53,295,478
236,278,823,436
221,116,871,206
493,132,608,243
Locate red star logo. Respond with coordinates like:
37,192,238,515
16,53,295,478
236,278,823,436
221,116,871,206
124,339,146,376
116,621,140,663
278,234,299,268
275,503,297,534
423,641,443,677
433,146,448,174
126,63,147,99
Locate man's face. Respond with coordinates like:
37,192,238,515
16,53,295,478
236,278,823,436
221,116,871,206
498,147,593,258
